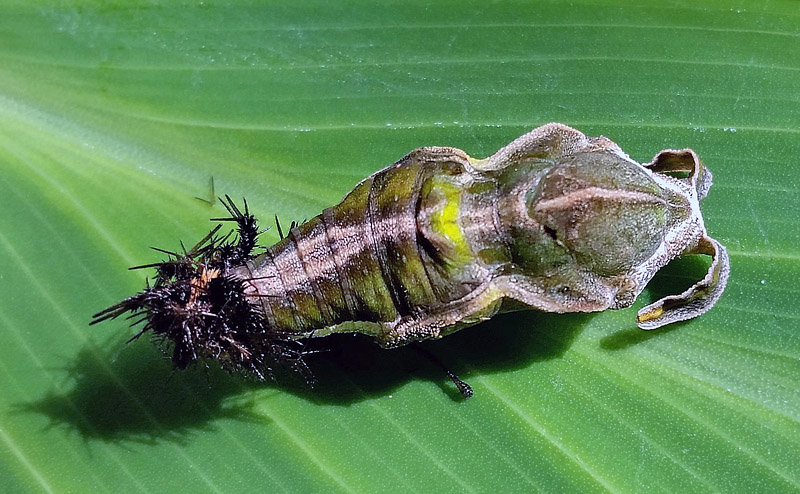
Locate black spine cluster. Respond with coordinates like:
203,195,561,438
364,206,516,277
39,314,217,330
91,196,313,383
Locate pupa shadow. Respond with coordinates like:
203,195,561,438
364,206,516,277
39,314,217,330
15,338,269,445
293,310,593,404
19,309,591,442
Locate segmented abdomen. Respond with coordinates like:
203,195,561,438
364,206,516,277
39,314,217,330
235,150,494,337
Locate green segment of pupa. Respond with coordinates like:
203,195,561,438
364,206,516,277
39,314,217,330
231,123,729,347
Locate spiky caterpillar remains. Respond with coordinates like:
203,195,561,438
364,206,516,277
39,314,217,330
93,123,729,394
91,197,314,382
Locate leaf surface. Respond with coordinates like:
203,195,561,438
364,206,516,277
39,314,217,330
1,1,799,492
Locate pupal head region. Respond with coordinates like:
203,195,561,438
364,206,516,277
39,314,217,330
487,124,728,327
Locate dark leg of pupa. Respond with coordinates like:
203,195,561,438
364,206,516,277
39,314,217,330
412,344,473,399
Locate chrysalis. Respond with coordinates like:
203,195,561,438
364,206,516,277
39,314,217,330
92,123,729,397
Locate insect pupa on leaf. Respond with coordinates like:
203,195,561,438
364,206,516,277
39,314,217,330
92,123,729,398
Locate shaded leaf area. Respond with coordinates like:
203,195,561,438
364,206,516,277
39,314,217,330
17,342,270,444
20,309,587,441
1,0,799,493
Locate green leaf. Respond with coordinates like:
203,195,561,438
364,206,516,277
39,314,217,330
1,0,799,492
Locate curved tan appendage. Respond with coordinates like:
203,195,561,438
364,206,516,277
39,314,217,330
644,148,712,200
636,236,730,330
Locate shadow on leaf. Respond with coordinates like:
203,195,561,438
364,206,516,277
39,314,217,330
277,310,592,404
20,310,590,442
16,337,269,445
